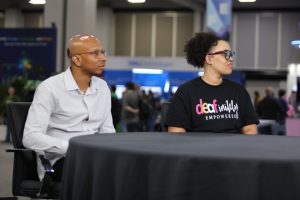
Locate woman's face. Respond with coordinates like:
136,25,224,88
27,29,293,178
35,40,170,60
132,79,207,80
206,40,234,76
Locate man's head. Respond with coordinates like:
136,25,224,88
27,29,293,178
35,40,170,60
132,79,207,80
67,34,106,76
278,89,286,97
8,86,16,96
125,82,135,90
265,86,273,96
111,85,116,92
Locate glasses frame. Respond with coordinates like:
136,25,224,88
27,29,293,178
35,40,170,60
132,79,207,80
207,50,236,60
74,49,107,57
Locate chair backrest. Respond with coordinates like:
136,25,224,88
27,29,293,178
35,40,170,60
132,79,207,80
6,102,41,197
6,102,31,148
160,101,171,132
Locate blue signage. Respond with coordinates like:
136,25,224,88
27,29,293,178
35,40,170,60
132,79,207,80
206,0,232,40
0,28,56,85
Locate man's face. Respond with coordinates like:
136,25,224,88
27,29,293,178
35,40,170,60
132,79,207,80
8,86,15,95
69,35,106,76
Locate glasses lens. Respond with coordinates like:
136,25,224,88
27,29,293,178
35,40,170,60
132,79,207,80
90,49,106,57
224,50,235,60
101,49,106,56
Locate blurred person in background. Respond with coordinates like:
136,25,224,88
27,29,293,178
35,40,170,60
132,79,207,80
277,89,288,135
253,90,262,112
122,81,140,132
110,85,122,132
257,86,286,135
138,90,152,131
3,85,20,143
288,90,297,115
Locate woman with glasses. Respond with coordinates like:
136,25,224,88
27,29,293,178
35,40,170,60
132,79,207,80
165,32,259,134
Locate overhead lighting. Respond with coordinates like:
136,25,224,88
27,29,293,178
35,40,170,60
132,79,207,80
291,40,300,49
127,0,146,3
164,80,170,93
132,68,163,74
29,0,46,5
238,0,256,2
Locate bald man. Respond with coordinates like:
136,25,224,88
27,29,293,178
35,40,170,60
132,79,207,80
23,34,115,182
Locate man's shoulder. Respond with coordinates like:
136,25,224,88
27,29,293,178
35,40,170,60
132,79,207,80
45,71,64,81
91,76,108,86
92,76,106,83
91,76,110,91
38,72,64,89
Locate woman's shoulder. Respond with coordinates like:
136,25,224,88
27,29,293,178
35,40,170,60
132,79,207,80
176,78,201,93
223,79,244,90
180,77,201,88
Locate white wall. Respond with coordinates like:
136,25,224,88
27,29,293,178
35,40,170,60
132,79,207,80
96,7,115,55
106,56,197,71
287,63,300,96
4,9,24,27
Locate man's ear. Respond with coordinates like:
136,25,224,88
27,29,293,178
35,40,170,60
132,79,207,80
72,56,81,66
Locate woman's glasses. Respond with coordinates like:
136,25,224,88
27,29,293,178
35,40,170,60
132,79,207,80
207,50,236,60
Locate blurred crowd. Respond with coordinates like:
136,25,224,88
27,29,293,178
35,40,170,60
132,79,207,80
110,82,163,133
254,86,297,135
2,83,299,137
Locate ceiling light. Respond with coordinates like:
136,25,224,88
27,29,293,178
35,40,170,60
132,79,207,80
238,0,256,2
291,40,300,49
132,68,163,74
127,0,146,3
29,0,46,5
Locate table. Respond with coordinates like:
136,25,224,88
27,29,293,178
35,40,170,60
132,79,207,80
61,132,300,200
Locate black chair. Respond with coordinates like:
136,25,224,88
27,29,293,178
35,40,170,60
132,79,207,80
5,102,59,199
160,101,170,132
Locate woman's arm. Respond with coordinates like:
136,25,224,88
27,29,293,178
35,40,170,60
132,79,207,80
241,124,257,135
168,126,186,133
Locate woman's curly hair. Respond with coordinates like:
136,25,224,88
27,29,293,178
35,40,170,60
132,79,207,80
184,32,220,68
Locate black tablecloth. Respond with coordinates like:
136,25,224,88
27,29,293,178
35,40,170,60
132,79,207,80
61,132,300,200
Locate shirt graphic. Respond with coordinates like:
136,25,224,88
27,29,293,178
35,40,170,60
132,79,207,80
195,98,239,120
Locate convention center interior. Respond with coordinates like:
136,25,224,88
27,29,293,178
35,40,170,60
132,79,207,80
1,0,300,199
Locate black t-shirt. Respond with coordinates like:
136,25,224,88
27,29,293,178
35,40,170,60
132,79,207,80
165,77,259,134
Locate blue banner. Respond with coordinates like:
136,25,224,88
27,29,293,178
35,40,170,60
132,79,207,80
103,70,132,86
0,28,56,85
206,0,232,40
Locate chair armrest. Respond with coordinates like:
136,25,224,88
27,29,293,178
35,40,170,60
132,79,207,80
6,148,55,173
6,148,33,153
